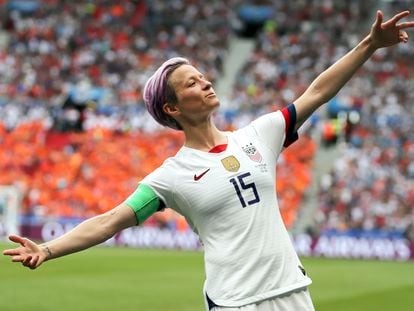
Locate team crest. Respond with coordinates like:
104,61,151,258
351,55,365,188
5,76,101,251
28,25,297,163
242,143,263,163
221,156,240,172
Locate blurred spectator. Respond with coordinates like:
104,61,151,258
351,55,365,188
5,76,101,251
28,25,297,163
0,0,239,131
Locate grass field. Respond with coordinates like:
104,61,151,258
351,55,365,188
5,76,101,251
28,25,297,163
1,243,414,310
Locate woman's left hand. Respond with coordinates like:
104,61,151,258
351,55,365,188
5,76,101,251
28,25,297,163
370,10,414,49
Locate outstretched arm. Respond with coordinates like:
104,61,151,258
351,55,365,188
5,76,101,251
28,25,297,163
2,203,136,269
294,10,414,129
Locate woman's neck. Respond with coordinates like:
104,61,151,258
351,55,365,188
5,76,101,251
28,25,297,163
183,123,227,151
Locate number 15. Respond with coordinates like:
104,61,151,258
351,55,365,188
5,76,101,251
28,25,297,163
229,172,260,208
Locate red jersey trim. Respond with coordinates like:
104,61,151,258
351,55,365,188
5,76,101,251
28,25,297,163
281,103,299,148
209,144,228,153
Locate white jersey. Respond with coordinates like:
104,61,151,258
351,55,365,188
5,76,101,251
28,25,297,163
140,105,312,308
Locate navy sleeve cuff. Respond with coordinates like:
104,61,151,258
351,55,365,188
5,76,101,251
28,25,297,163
281,103,299,148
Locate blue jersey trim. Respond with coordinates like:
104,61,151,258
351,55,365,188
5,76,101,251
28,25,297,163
206,292,219,310
283,103,299,147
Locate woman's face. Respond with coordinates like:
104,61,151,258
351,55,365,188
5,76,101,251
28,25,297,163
165,64,219,125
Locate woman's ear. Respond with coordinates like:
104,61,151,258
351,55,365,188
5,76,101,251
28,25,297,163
163,103,180,117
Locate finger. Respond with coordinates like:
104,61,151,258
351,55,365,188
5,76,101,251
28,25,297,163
29,254,39,267
12,255,25,262
9,235,27,246
383,11,410,27
22,255,32,266
3,249,22,256
397,21,414,30
374,10,383,29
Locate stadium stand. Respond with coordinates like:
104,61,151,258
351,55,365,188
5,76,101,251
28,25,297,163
3,0,413,241
309,2,414,240
0,0,238,229
228,0,414,239
0,0,237,131
0,0,317,231
225,1,377,227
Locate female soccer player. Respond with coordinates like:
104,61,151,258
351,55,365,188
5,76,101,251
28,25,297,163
4,10,414,311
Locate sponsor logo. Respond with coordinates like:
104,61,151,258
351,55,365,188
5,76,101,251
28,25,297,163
194,168,210,181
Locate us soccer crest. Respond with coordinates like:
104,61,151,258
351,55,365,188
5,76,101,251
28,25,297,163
221,156,240,172
242,143,263,163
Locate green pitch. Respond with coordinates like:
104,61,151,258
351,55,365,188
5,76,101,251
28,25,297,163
1,243,414,311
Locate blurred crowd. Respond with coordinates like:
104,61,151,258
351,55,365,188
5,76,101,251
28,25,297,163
301,3,414,237
0,0,237,132
0,0,315,230
314,89,414,238
1,0,413,236
0,122,182,219
225,0,374,126
223,0,414,237
0,121,315,230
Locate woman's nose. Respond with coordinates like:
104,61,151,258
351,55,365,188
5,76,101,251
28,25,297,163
202,79,212,90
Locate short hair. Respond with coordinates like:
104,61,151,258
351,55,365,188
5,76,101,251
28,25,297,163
143,57,190,130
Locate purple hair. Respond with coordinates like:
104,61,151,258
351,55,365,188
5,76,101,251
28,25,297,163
143,57,190,130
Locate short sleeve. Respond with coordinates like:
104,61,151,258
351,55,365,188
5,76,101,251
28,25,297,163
249,103,299,155
139,164,176,210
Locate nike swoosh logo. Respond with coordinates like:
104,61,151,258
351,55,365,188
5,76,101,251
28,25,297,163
194,168,210,181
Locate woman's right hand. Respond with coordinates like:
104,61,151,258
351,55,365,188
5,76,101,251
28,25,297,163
2,235,48,270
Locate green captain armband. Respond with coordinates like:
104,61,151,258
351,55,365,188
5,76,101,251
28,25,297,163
124,184,163,225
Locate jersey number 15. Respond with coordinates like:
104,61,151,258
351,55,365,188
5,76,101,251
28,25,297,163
229,172,260,208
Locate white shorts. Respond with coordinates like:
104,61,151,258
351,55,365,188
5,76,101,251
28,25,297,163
211,288,315,311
